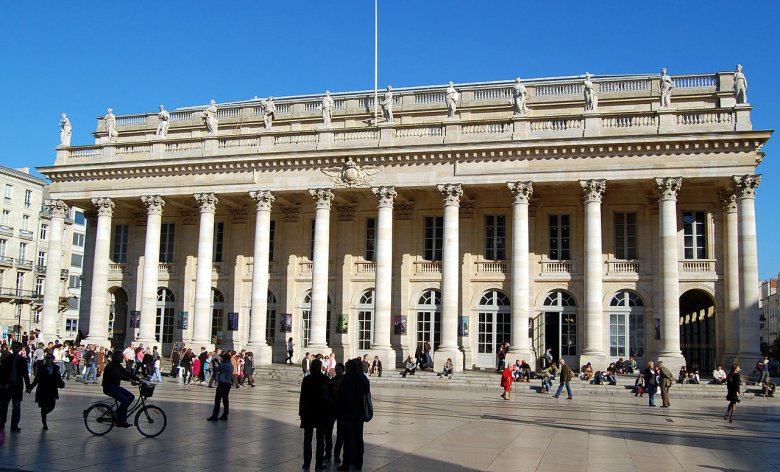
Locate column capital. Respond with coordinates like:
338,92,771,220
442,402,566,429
309,188,334,210
580,179,606,203
437,183,463,206
91,197,115,217
141,195,165,215
721,192,738,212
372,186,397,208
508,181,533,204
44,199,70,219
249,190,275,211
194,193,218,213
732,174,762,199
655,177,682,201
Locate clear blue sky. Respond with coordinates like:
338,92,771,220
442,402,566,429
0,1,778,278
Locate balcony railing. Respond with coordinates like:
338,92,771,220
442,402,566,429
606,260,644,274
35,264,46,273
18,229,34,240
0,288,41,300
0,256,13,268
414,261,441,274
540,260,576,274
354,261,376,275
60,269,69,279
679,259,715,273
475,260,508,274
158,263,176,275
0,225,13,236
15,259,33,270
109,263,126,275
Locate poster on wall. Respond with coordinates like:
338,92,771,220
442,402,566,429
336,314,348,334
655,318,661,340
393,315,407,335
458,316,469,336
178,312,188,329
227,312,239,331
130,311,141,328
280,313,292,333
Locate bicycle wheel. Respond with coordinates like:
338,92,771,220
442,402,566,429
84,403,116,436
135,404,167,438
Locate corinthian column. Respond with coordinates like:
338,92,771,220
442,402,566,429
308,188,334,350
722,193,740,366
435,183,464,370
192,193,218,349
580,179,607,367
85,197,114,346
41,199,69,342
247,190,274,364
655,177,685,366
137,195,164,347
371,186,396,366
508,182,533,360
734,175,762,364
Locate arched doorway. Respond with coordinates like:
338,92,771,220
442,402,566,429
679,289,716,371
357,289,375,350
155,288,175,352
109,288,128,349
608,290,645,364
415,289,441,350
476,290,510,368
540,290,578,367
211,289,225,347
301,291,332,348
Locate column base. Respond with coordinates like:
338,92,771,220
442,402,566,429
508,348,536,367
246,343,273,366
721,352,740,369
736,350,763,368
134,337,161,352
434,347,464,372
656,352,687,371
578,353,607,372
305,343,331,356
365,346,396,370
83,336,112,349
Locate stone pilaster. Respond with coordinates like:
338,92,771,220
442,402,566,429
192,193,218,349
734,175,762,364
247,190,274,364
308,188,334,350
507,182,533,360
370,186,397,366
435,183,464,370
580,179,607,368
40,199,69,342
137,195,164,348
85,197,114,346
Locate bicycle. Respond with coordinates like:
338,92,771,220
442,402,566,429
83,381,167,437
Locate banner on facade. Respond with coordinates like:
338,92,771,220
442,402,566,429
227,312,239,331
393,315,407,335
130,311,141,328
280,313,292,333
655,318,661,340
458,316,469,337
178,312,188,329
336,314,348,334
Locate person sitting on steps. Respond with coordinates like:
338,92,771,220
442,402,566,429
437,358,453,379
401,356,416,378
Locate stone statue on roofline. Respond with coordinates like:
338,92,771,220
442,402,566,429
660,68,674,109
734,64,748,104
104,108,118,141
156,105,170,139
202,99,218,135
445,81,459,118
59,113,72,146
262,96,276,130
322,91,335,127
380,85,394,124
583,73,598,111
512,77,529,116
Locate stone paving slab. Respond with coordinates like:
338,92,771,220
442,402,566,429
0,378,777,472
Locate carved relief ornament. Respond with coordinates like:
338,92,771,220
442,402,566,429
655,177,682,201
92,197,115,217
437,183,463,206
580,179,606,203
721,193,738,212
250,190,275,212
45,199,70,219
508,181,533,204
732,174,761,199
372,186,397,208
141,195,165,215
321,158,380,188
195,193,218,213
309,188,335,210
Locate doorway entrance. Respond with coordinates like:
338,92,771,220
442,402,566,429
476,290,511,368
537,290,578,368
679,289,716,372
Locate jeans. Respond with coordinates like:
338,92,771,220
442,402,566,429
647,385,656,405
555,382,573,398
151,368,163,383
211,382,230,418
104,386,134,424
83,363,97,383
303,425,326,468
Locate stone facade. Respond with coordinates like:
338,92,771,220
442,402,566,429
760,276,779,348
39,70,770,371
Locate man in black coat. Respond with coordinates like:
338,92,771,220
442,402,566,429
299,358,329,471
0,342,31,431
197,347,208,383
643,361,658,407
27,352,65,430
337,358,371,471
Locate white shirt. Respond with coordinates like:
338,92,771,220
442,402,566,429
713,368,726,380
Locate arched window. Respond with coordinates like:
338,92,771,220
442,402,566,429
357,289,375,350
211,289,225,345
266,291,277,344
416,289,441,349
544,291,576,307
541,290,577,359
609,290,645,359
301,291,332,348
155,288,175,344
477,290,511,362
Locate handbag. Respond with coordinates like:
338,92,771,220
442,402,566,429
362,391,374,422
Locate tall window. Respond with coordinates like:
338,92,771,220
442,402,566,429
68,275,81,289
211,289,225,345
24,190,31,208
0,239,6,256
423,216,444,261
72,232,85,248
683,211,707,259
477,290,511,356
548,214,570,260
1,210,9,226
364,218,376,262
159,223,175,263
609,290,645,359
4,184,11,202
37,251,46,268
213,222,224,263
156,288,175,344
266,292,277,344
112,224,129,263
39,223,48,240
70,253,83,268
19,242,27,261
614,212,637,260
21,215,29,231
74,210,86,226
65,319,79,336
35,277,44,296
357,289,375,350
484,215,506,260
416,289,441,349
15,272,24,291
269,220,276,261
309,220,316,260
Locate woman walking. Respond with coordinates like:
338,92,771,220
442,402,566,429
180,348,194,384
724,363,741,423
500,365,514,400
286,337,295,364
26,353,65,430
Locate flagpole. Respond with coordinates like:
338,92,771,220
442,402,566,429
374,0,378,124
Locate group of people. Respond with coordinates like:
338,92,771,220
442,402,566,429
170,346,256,388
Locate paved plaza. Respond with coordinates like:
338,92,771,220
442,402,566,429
0,378,778,472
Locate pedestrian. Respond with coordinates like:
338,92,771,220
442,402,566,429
658,360,674,408
207,351,233,421
336,358,370,471
180,348,193,384
302,352,312,376
169,347,181,378
299,358,330,471
724,363,741,423
500,364,513,400
26,352,65,430
123,344,135,371
197,347,208,383
552,358,574,400
325,363,345,465
0,342,32,431
208,349,222,388
243,352,255,387
286,337,295,364
102,350,141,428
82,345,97,384
643,361,658,407
150,355,164,383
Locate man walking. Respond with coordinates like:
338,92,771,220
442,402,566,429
299,358,329,471
207,351,233,421
82,345,97,384
552,358,573,400
0,342,31,431
643,361,657,406
197,347,208,383
658,360,674,408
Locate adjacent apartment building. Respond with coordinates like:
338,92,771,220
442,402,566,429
760,275,779,348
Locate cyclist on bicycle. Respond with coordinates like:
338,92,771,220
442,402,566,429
102,350,141,427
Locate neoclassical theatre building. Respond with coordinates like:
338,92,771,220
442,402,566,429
39,68,770,372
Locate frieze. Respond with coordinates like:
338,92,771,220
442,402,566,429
335,204,357,222
281,206,301,223
395,202,415,220
230,208,249,224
